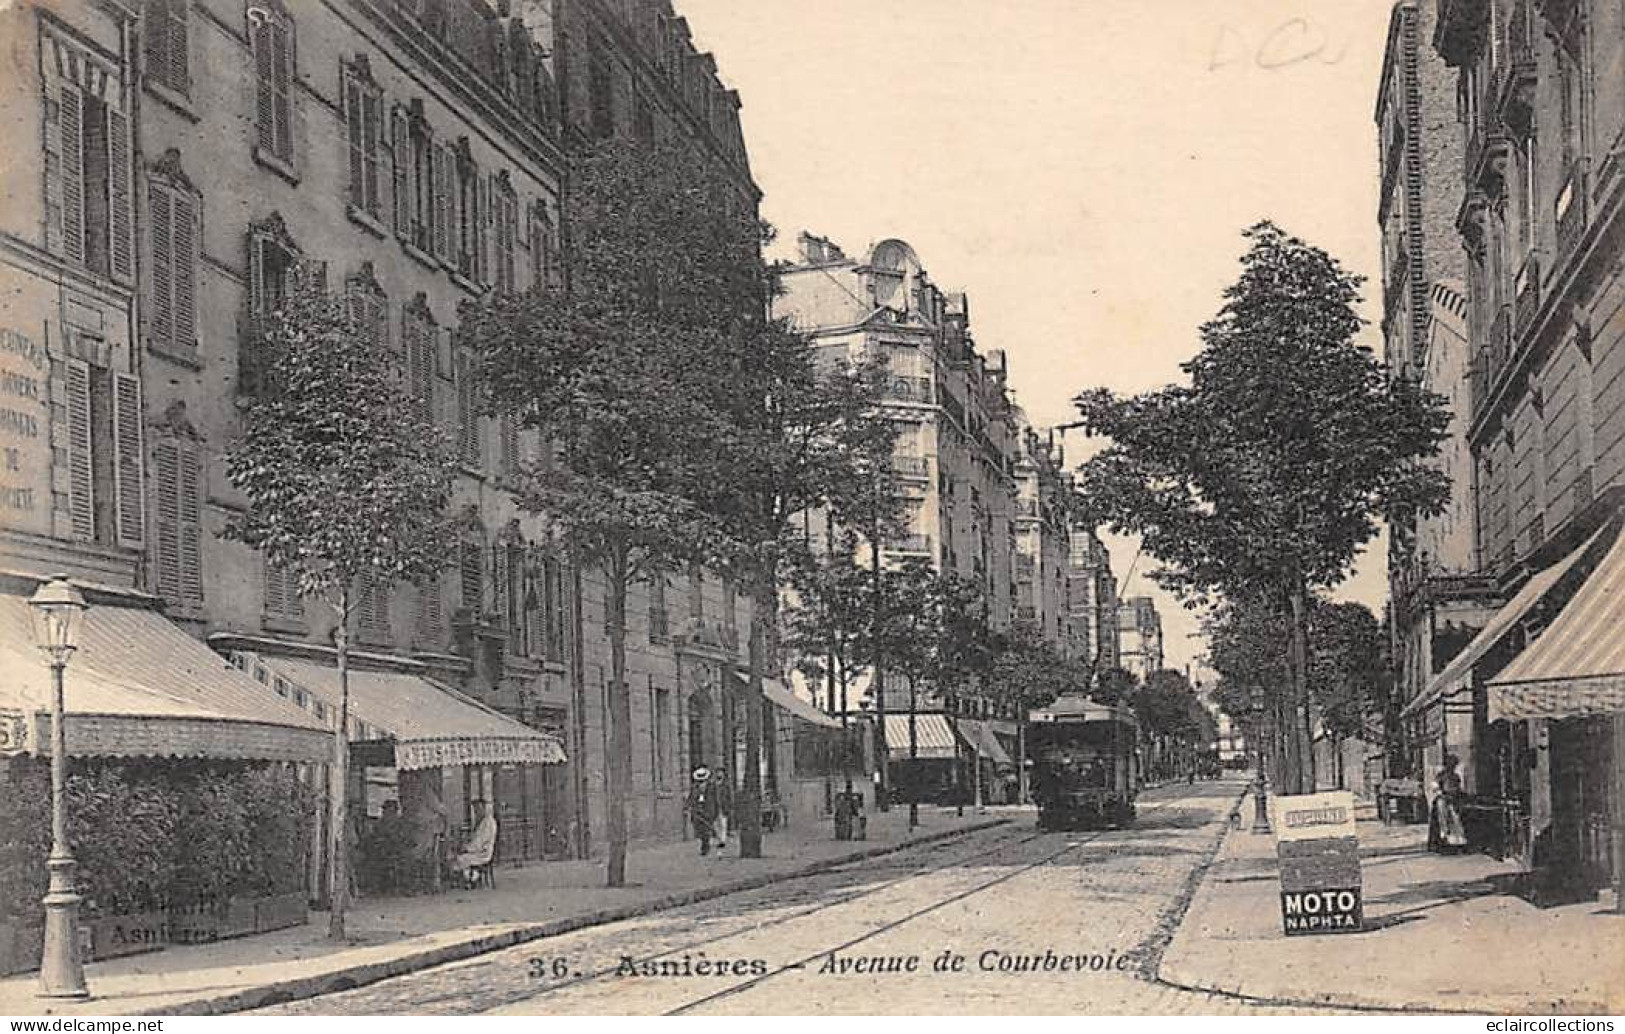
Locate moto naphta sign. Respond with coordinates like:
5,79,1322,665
1273,791,1364,936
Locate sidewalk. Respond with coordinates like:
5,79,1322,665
0,807,1008,1017
1160,793,1625,1014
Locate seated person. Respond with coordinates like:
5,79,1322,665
450,800,499,886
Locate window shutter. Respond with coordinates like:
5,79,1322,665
145,0,169,88
179,443,203,604
166,0,189,94
248,231,266,316
457,352,478,464
263,554,285,616
416,576,442,645
493,544,510,629
58,85,86,265
460,537,483,612
172,192,197,348
112,372,145,548
432,143,450,259
390,109,411,233
64,358,94,541
147,183,174,348
253,17,275,153
154,439,180,601
345,74,364,208
108,108,134,283
500,413,519,475
362,89,380,215
270,18,292,161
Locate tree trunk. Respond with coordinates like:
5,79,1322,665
1017,714,1028,804
740,577,769,859
1286,586,1315,795
569,559,592,860
908,680,919,829
328,584,353,941
605,545,633,887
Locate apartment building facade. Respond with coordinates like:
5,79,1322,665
1117,596,1164,682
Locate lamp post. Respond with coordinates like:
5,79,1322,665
1250,687,1271,835
27,574,89,1000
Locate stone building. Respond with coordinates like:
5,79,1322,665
1065,526,1120,678
775,232,1023,802
1010,417,1076,656
1419,0,1625,903
1377,0,1500,790
1116,596,1164,682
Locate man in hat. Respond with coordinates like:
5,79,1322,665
686,765,720,856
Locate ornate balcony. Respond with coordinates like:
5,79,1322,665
891,455,931,479
885,375,934,404
1496,2,1539,138
1467,124,1512,197
1472,304,1512,417
883,534,933,556
1513,252,1542,342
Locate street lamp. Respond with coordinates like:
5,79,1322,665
1249,686,1271,835
27,574,89,999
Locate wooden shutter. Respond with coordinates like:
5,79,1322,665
362,90,380,216
500,413,519,475
58,84,86,265
345,73,364,208
165,0,189,94
493,544,510,629
270,17,292,161
154,439,181,601
457,352,478,464
64,359,94,541
108,108,133,283
460,537,483,612
432,143,450,259
263,554,285,616
416,576,442,644
178,443,203,604
390,108,411,234
147,183,174,348
112,372,145,548
172,192,197,348
144,0,170,90
253,16,275,153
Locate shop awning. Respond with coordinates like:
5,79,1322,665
236,653,565,770
1488,525,1625,722
882,713,958,759
0,593,329,763
1401,527,1605,720
960,719,1013,766
733,672,843,730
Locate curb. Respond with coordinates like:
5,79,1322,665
136,816,1011,1017
1151,796,1613,1016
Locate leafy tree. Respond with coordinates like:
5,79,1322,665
985,621,1086,716
1091,666,1140,707
224,265,458,937
460,138,742,886
1074,222,1450,793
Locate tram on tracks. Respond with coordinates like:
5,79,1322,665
1028,696,1139,830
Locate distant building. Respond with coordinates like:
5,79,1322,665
1066,527,1119,677
1011,419,1076,658
1116,597,1164,682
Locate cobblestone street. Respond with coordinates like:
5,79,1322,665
255,781,1331,1015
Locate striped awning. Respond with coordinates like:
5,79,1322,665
235,654,566,770
960,719,1013,766
0,593,329,763
1489,525,1625,722
734,672,843,730
883,713,958,759
1401,526,1606,720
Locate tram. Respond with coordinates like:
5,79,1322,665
1028,696,1139,830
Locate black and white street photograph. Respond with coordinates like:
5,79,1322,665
0,0,1622,1020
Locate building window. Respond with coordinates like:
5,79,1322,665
143,0,190,97
263,554,303,623
248,214,300,316
588,39,614,139
43,39,134,283
494,539,529,655
432,140,453,263
343,56,382,219
454,142,484,282
527,200,558,289
415,573,444,648
456,350,480,467
499,413,520,478
494,174,517,295
459,526,485,615
541,553,565,661
249,2,296,166
649,573,669,643
346,264,390,358
145,154,199,357
654,687,673,789
57,357,145,552
355,568,391,643
401,294,437,425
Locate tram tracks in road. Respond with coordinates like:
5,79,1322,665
659,794,1188,1016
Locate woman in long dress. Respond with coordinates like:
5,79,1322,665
1430,753,1469,853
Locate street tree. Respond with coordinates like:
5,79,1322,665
1074,221,1451,793
1091,666,1140,707
224,264,460,938
459,138,744,886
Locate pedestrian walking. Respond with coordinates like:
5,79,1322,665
714,767,733,852
686,766,719,856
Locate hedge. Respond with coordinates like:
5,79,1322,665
0,760,317,923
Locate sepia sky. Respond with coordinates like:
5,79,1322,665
679,0,1400,673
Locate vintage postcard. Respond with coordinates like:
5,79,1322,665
0,0,1621,1020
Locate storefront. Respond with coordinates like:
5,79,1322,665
224,649,567,894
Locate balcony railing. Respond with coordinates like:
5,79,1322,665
891,455,930,479
1014,555,1036,579
1514,252,1542,341
1473,305,1513,416
1014,498,1040,518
